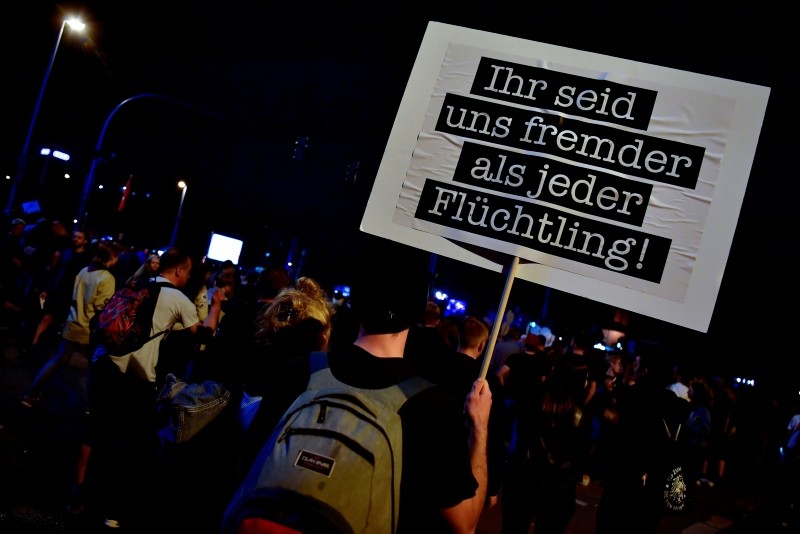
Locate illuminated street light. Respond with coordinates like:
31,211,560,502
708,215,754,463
5,17,86,216
38,147,71,188
170,180,188,247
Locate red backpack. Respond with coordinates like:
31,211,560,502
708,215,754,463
90,278,175,355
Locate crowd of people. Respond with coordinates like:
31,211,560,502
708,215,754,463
1,214,799,533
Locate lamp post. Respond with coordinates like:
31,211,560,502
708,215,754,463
5,17,85,216
170,180,188,247
76,93,222,228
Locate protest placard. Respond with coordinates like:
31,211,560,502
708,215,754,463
362,22,769,332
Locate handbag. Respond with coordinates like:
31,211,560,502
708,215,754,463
156,372,231,444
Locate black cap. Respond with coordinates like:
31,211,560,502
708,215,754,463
349,237,429,334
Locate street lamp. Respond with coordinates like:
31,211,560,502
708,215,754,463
38,147,71,188
5,16,86,217
170,180,188,247
76,93,222,228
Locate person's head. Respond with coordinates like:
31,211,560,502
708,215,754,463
51,220,68,236
214,270,237,299
504,325,521,342
688,380,710,406
422,301,441,327
256,277,334,351
608,351,625,376
350,263,428,336
438,316,460,349
159,248,193,288
570,333,592,354
95,240,123,268
457,316,490,358
523,333,543,352
10,218,25,236
633,345,672,387
257,266,291,302
145,253,160,274
72,229,88,250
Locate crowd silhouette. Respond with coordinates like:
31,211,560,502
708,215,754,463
0,213,798,533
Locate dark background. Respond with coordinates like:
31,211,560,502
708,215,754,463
1,2,796,391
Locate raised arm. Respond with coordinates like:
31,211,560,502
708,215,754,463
440,377,492,533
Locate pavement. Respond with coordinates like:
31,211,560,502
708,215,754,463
0,323,797,533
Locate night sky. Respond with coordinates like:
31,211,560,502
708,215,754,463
2,2,797,391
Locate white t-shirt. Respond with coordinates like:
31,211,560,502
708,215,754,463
108,276,200,382
669,381,690,402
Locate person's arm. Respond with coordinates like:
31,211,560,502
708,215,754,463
583,378,598,406
440,378,492,533
94,273,117,312
187,287,224,335
495,364,511,388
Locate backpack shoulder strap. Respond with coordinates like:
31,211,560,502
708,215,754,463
142,278,174,341
663,418,682,442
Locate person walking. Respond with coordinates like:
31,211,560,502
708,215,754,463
224,237,492,533
83,247,224,531
20,240,122,409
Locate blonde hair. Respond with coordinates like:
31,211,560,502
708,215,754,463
256,277,334,345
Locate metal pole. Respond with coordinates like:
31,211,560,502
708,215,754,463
170,185,187,247
5,20,66,216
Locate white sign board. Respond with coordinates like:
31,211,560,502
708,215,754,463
361,22,769,332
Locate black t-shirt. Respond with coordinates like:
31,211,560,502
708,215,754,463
412,347,479,405
504,350,550,403
244,344,478,533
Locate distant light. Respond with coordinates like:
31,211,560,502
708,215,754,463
98,185,103,189
39,148,70,161
5,175,10,180
65,17,86,32
264,251,271,258
72,218,78,224
529,321,537,328
445,298,467,315
64,174,70,179
334,285,351,298
286,261,293,267
177,180,187,189
734,376,757,388
434,290,448,300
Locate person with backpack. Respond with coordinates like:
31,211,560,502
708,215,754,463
83,247,225,531
222,237,492,534
20,239,122,409
595,347,691,533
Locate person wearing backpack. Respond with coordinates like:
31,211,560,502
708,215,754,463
223,237,492,534
84,247,225,531
595,347,691,533
20,239,122,409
